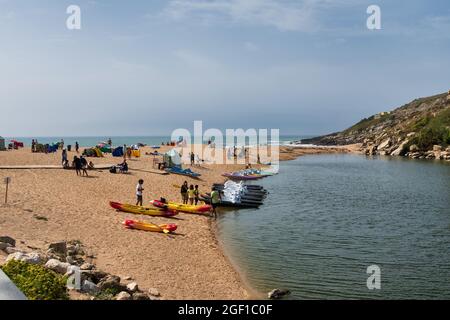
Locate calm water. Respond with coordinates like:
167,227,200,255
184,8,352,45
216,154,450,299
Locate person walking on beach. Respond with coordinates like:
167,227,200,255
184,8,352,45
190,152,195,166
60,139,64,150
136,179,144,206
188,184,195,205
73,156,82,176
180,181,188,204
80,156,89,177
210,187,221,218
75,141,79,154
62,148,68,166
194,185,200,205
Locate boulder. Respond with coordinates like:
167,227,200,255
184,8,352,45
48,241,67,256
66,256,76,265
126,282,139,293
116,291,132,300
378,138,391,150
433,145,442,152
409,144,419,152
0,236,16,246
132,292,150,300
98,275,124,292
45,258,70,274
391,140,409,156
6,252,44,265
268,289,291,300
0,242,12,251
80,263,94,270
4,246,21,254
82,280,100,295
82,270,108,284
148,288,160,297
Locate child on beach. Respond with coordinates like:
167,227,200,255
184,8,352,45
194,185,200,205
180,181,188,204
188,184,195,205
136,179,144,206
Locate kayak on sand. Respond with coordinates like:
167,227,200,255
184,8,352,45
151,200,211,214
123,219,177,233
110,201,178,217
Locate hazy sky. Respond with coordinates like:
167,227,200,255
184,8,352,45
1,0,449,136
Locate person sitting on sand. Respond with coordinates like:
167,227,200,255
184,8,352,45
180,181,188,204
119,159,128,173
73,156,82,176
194,185,200,205
88,161,95,170
136,179,144,206
80,156,89,177
188,184,195,205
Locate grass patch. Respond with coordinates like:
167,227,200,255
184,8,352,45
1,260,69,300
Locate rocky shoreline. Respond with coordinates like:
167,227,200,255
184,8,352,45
0,236,160,300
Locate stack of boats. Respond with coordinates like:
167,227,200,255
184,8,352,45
200,180,268,208
222,167,277,180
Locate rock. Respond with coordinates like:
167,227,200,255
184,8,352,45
391,140,409,156
409,144,419,152
116,291,132,300
4,246,21,254
0,242,12,251
268,289,291,300
0,236,16,246
123,276,132,281
45,258,70,274
378,138,391,150
148,287,160,297
82,280,100,295
132,292,150,300
66,256,76,264
98,275,124,292
406,132,416,137
48,241,67,256
126,282,139,293
80,263,94,270
6,252,44,265
433,145,442,152
82,270,108,284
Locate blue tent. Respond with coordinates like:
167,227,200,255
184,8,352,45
112,146,124,157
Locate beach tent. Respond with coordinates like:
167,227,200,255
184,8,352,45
132,149,141,158
0,137,5,151
112,146,124,157
83,147,103,157
163,149,182,168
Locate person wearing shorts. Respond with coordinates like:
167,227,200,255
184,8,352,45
136,179,144,206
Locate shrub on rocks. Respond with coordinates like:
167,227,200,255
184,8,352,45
1,260,69,300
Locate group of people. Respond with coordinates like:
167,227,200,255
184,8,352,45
180,181,200,205
72,155,92,176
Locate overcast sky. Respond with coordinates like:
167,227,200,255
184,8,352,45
1,0,449,137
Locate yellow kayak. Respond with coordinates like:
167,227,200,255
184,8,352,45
150,200,212,214
110,201,178,217
123,219,177,233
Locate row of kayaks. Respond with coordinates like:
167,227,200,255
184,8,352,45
110,200,213,233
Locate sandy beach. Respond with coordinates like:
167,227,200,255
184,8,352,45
0,144,354,299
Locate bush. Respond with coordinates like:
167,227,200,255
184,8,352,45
1,260,69,300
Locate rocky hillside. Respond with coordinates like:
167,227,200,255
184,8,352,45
301,91,450,160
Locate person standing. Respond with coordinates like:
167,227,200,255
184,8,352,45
180,181,188,204
60,139,64,150
210,187,221,218
80,156,89,177
136,179,144,206
190,152,195,166
188,184,195,205
73,156,82,176
75,141,79,154
194,185,200,205
62,148,68,166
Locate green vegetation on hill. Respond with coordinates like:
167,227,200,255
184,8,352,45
406,107,450,151
1,260,69,300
